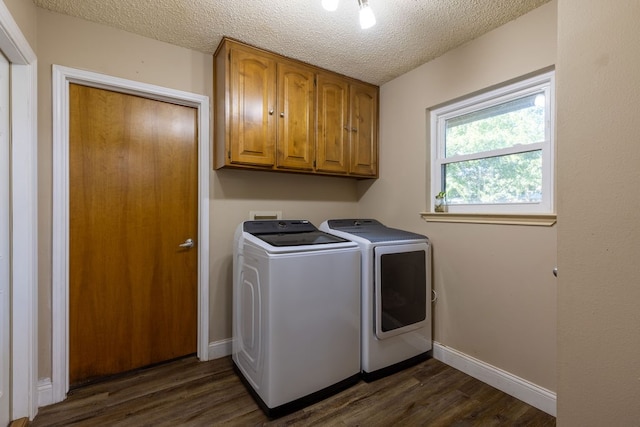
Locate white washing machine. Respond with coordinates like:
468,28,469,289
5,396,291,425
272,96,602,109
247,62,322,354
320,219,432,381
233,220,361,418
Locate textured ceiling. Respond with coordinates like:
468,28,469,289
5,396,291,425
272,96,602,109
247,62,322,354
32,0,550,86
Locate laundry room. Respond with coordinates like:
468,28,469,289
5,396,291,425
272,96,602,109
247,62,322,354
6,0,640,425
14,0,558,423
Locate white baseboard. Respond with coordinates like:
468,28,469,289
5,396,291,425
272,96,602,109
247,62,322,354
208,338,232,360
432,342,556,417
37,378,53,408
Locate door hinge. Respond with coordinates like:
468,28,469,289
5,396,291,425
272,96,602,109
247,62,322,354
313,160,316,168
228,150,231,159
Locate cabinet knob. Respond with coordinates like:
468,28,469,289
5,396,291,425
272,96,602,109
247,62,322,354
269,109,274,115
280,112,285,117
351,127,357,132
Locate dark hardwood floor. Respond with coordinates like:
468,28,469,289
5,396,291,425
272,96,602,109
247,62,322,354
31,355,555,426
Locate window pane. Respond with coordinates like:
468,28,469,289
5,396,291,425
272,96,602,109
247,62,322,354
444,150,542,204
445,92,545,158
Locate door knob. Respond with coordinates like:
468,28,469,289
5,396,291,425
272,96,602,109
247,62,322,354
553,267,558,277
179,238,194,248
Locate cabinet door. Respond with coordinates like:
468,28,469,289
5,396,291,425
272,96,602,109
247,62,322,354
349,83,378,177
316,73,349,174
229,47,276,166
276,62,316,170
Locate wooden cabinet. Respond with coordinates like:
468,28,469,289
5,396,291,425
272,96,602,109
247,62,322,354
316,73,350,174
349,82,378,176
276,61,316,171
215,38,378,178
225,45,276,167
316,75,378,177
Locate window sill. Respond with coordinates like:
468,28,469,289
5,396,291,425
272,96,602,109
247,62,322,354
420,212,557,226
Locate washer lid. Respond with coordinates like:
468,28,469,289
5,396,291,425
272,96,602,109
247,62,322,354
244,220,350,247
325,219,428,243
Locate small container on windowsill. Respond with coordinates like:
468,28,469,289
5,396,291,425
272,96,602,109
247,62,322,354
434,191,447,213
434,198,448,213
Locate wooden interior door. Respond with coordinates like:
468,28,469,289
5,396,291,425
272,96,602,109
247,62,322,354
69,84,198,386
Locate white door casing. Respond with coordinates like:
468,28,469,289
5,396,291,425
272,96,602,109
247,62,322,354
51,66,210,404
0,0,39,421
0,49,10,427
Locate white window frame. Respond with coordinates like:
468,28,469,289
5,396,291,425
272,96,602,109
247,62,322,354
430,71,555,214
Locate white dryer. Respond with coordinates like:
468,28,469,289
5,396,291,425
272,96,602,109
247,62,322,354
233,220,361,418
320,219,432,381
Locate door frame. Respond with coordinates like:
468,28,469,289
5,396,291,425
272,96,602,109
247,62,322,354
51,65,210,404
1,49,11,427
0,1,39,421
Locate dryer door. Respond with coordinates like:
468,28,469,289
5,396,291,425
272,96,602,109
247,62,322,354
374,242,430,339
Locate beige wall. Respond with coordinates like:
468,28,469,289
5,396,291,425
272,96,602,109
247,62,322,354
556,0,640,424
35,9,359,379
358,2,558,391
3,0,37,50
14,0,640,421
33,0,559,395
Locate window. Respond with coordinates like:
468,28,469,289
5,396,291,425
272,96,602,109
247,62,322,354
430,71,554,214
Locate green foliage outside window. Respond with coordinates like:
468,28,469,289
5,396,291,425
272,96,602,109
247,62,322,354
443,93,545,205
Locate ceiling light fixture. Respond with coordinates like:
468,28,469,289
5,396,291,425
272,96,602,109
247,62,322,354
322,0,376,30
322,0,339,12
358,0,376,29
